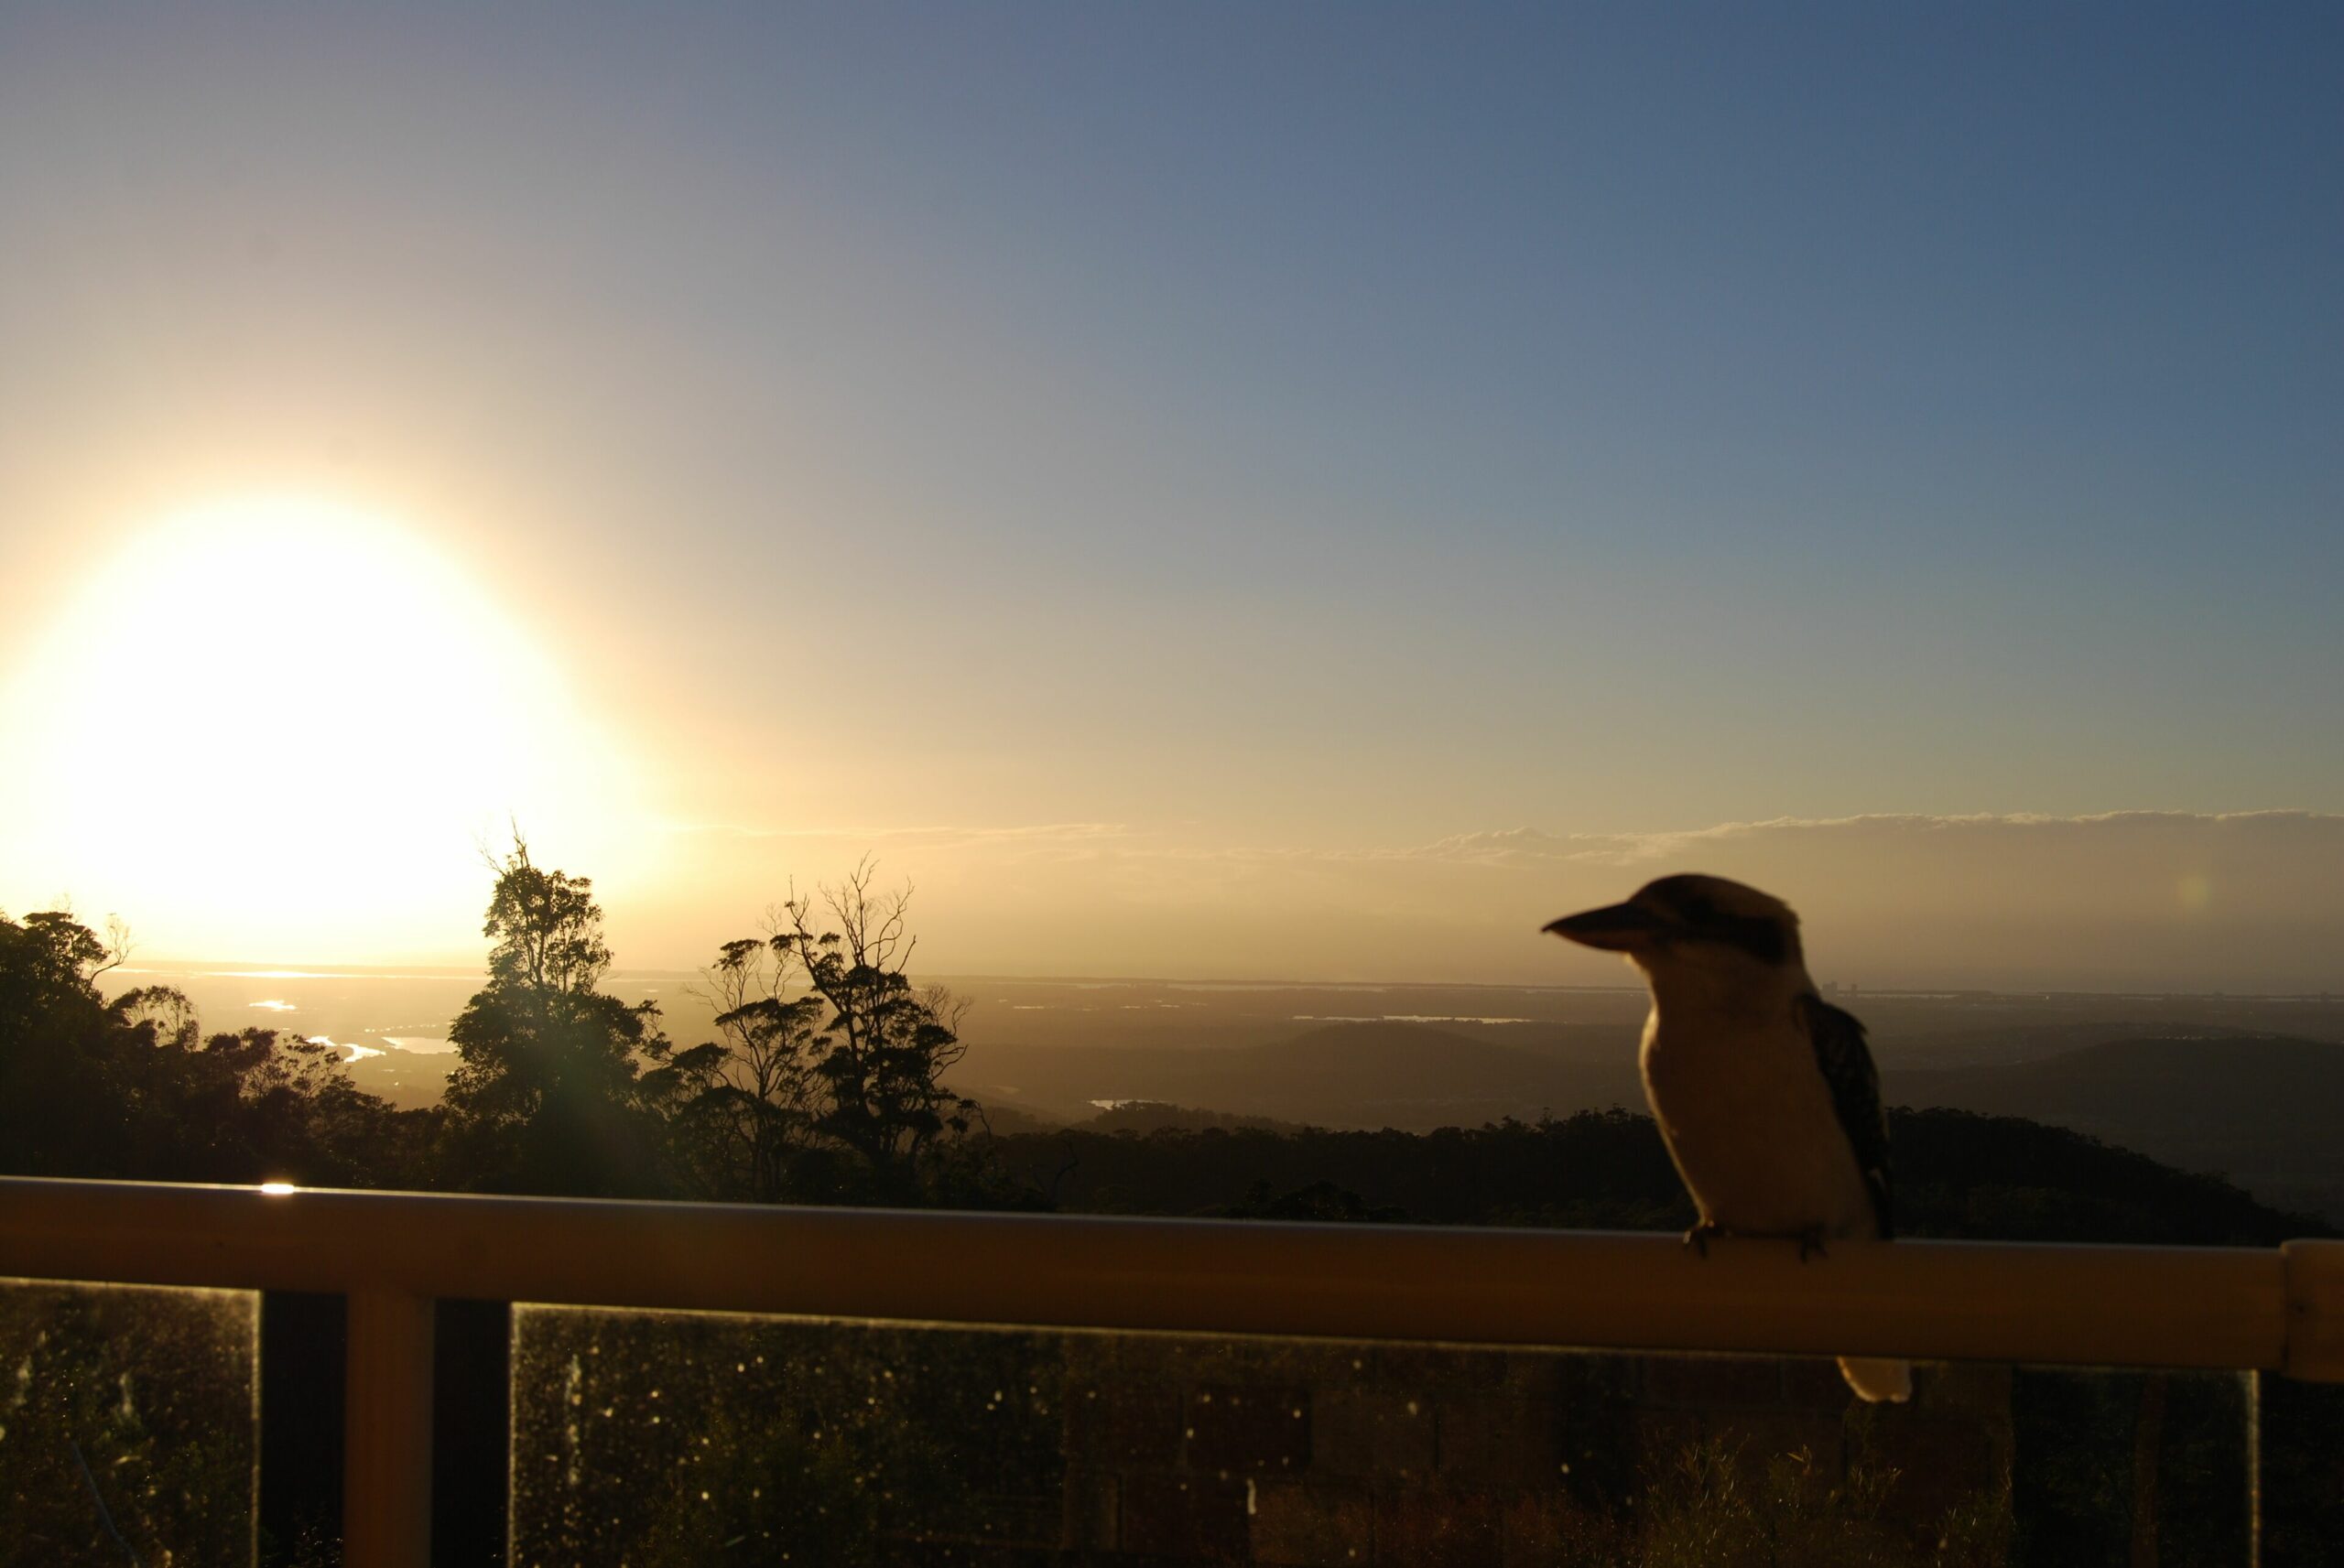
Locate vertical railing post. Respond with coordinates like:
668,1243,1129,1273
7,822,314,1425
2243,1370,2262,1568
346,1289,435,1568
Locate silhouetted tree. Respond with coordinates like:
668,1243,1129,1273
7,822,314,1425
0,908,418,1185
656,936,828,1203
122,1025,423,1187
0,909,142,1173
442,838,670,1195
765,863,976,1197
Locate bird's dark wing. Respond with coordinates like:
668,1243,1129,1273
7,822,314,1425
1797,994,1894,1239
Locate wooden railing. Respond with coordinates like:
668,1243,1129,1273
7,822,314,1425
0,1176,2335,1566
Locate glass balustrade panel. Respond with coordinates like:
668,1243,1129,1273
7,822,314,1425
512,1305,2271,1565
0,1277,257,1567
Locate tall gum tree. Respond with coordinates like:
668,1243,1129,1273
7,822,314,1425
765,862,975,1197
443,838,669,1195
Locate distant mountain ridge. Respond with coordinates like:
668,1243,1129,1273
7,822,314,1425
1886,1033,2344,1222
957,1019,1645,1130
958,1024,2344,1224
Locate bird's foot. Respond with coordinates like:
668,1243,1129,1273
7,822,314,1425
1796,1227,1829,1263
1683,1221,1725,1259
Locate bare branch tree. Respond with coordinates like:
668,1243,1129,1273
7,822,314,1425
95,915,133,981
667,935,826,1202
759,861,977,1193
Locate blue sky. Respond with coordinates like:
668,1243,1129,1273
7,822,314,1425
2,5,2339,976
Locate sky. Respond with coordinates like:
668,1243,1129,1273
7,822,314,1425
1,5,2339,987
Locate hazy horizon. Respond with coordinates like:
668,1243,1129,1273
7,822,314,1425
41,806,2344,993
103,962,2344,1002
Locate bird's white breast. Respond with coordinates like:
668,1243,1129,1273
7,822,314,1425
1640,1004,1876,1239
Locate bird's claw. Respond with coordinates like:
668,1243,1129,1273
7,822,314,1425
1683,1221,1724,1259
1796,1227,1829,1263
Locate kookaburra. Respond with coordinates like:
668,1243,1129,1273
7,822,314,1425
1545,873,1911,1402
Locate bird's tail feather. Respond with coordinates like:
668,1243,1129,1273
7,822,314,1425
1838,1356,1912,1403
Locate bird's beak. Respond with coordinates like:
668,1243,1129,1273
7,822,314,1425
1543,902,1671,951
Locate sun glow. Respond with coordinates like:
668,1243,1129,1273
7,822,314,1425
1,497,639,961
